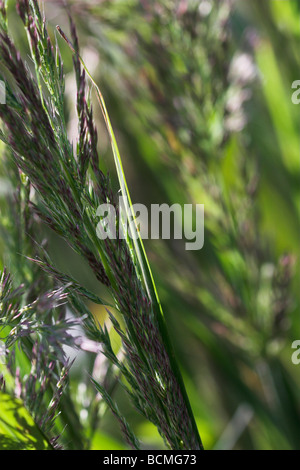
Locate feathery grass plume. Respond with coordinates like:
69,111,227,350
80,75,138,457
0,1,203,449
0,268,76,449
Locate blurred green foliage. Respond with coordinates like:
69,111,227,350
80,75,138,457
1,0,299,449
0,393,51,450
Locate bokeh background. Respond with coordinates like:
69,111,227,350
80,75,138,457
1,0,299,449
